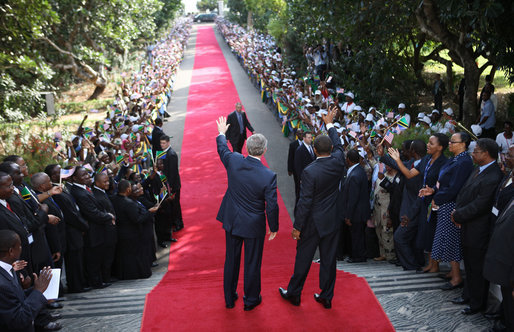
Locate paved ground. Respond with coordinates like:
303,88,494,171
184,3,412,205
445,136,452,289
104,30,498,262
56,24,496,332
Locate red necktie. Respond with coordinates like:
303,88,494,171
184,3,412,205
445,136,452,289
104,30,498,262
5,202,14,213
86,187,92,193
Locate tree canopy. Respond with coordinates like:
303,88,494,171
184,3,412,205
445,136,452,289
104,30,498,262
0,0,182,121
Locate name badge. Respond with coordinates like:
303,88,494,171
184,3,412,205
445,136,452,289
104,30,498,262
395,177,400,184
492,206,499,216
28,233,34,244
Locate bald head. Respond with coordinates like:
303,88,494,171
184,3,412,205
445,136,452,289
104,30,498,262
31,172,50,191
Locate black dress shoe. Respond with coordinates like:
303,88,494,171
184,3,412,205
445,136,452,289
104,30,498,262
278,287,300,306
159,242,168,248
461,306,480,315
226,292,239,309
451,296,469,305
93,282,112,289
170,238,178,243
441,281,463,290
244,295,262,311
415,268,428,274
483,312,502,320
314,293,331,309
49,312,62,321
42,321,62,331
46,302,63,309
346,258,366,263
389,259,399,265
151,262,159,267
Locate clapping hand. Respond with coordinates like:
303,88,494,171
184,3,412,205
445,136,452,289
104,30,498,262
12,260,27,271
216,116,230,135
33,266,53,293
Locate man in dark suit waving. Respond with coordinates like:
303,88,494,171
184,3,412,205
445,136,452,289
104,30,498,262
225,102,255,153
216,116,278,311
279,107,346,309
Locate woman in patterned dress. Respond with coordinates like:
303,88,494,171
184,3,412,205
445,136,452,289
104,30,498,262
419,132,474,289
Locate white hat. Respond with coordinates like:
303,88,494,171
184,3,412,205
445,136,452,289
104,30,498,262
358,147,366,158
443,108,454,116
417,112,425,119
368,106,376,112
431,109,440,114
471,124,482,137
398,103,406,109
351,123,360,132
359,112,366,118
291,71,296,75
354,105,362,111
365,114,374,122
120,134,129,140
315,90,322,95
305,103,313,107
303,98,311,103
421,116,431,125
345,92,354,99
334,122,342,128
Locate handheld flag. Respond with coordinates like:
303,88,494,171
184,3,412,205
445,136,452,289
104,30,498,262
115,155,125,164
384,130,394,144
20,186,32,201
155,150,166,160
397,116,409,130
60,168,75,179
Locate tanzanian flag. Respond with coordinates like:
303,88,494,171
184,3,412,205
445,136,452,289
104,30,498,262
115,155,125,164
159,174,167,183
370,130,377,138
115,122,124,130
114,108,122,115
96,165,106,174
20,186,32,201
155,150,166,160
277,102,288,115
398,116,409,130
83,127,94,138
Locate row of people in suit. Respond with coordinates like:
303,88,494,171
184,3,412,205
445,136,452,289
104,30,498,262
286,115,514,327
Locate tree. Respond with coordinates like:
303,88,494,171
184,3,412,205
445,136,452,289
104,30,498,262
197,0,219,12
415,0,514,123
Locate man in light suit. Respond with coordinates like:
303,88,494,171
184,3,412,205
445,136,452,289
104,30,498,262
452,138,503,315
0,230,52,332
340,149,371,262
279,107,346,309
216,116,278,311
225,102,255,153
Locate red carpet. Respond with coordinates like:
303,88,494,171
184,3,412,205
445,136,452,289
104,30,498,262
140,26,394,332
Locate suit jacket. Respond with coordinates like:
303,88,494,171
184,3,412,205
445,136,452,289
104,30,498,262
483,198,514,287
92,187,117,246
162,147,181,192
340,164,371,223
110,195,153,241
8,194,52,271
225,111,254,146
52,188,88,251
37,193,65,255
294,144,315,178
287,139,301,174
453,163,503,249
0,204,31,272
216,134,278,238
493,172,514,215
151,126,164,156
0,266,47,332
69,184,112,248
294,127,346,237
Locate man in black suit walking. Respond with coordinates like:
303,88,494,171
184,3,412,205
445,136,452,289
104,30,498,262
293,132,315,204
70,166,114,289
452,138,503,315
287,129,303,202
225,102,255,153
159,135,183,232
279,107,346,309
216,116,278,311
341,149,371,263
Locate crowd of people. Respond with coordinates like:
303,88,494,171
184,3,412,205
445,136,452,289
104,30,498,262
0,18,191,331
218,18,513,329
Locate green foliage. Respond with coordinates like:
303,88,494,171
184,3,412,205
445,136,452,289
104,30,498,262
227,0,248,25
197,0,220,12
0,0,182,122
